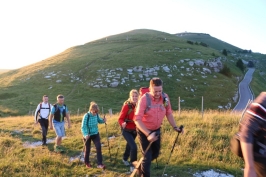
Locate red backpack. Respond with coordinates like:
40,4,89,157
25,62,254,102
138,87,168,113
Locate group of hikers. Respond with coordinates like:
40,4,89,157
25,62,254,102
34,77,266,177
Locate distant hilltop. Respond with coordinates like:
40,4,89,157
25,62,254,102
175,32,211,36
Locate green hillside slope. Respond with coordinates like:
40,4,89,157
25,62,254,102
0,29,243,116
175,33,241,52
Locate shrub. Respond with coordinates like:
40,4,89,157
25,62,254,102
222,49,227,56
200,42,208,47
219,64,231,77
187,40,194,45
236,59,245,72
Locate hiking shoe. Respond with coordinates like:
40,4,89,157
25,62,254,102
97,164,106,169
85,163,91,168
122,159,130,166
130,165,134,173
42,142,47,146
54,146,61,152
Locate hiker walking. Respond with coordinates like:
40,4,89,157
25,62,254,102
134,77,183,177
34,95,52,146
81,101,106,169
49,94,71,152
118,89,139,172
240,92,266,177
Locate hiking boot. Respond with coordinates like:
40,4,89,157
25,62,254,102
85,163,91,168
97,164,106,169
42,142,47,146
122,159,130,166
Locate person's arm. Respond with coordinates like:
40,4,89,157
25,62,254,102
97,114,106,124
118,104,128,128
240,142,257,177
81,114,89,139
34,104,40,123
65,106,71,128
49,106,55,129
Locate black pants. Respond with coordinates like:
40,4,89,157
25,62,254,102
84,133,103,165
38,118,49,144
137,128,161,177
122,129,137,163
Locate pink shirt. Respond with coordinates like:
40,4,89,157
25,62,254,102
134,92,172,130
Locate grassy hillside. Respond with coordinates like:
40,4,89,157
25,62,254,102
175,33,241,52
0,29,243,117
0,69,11,74
0,111,244,177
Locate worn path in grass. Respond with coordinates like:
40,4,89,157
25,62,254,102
233,68,255,111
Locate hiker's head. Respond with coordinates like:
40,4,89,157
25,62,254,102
89,101,99,115
129,89,139,104
149,77,163,99
57,95,64,105
43,95,48,103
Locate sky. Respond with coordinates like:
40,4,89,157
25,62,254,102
0,0,265,69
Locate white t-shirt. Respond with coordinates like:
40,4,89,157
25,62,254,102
34,102,53,122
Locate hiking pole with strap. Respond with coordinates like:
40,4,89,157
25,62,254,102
78,138,88,166
130,132,159,177
104,119,112,162
161,125,184,177
113,128,124,166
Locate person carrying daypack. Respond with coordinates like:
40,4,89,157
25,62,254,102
118,89,139,172
34,95,52,146
239,92,266,177
81,101,106,169
49,94,71,152
134,77,184,177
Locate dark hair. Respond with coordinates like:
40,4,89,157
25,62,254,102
43,95,48,98
150,77,163,87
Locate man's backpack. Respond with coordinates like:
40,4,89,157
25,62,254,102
38,102,51,118
138,87,168,113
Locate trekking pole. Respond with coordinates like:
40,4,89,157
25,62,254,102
105,120,112,162
161,125,184,177
78,138,88,166
113,128,124,165
130,133,159,177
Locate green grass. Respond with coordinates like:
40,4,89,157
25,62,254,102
175,33,241,52
0,29,245,117
0,110,244,177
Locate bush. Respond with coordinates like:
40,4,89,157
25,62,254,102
222,49,227,56
187,40,194,45
200,42,208,47
220,64,231,77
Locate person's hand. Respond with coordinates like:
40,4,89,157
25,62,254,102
244,166,257,177
49,124,53,130
122,122,127,129
147,132,158,142
174,127,184,134
85,135,90,140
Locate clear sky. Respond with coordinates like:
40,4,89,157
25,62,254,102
0,0,265,69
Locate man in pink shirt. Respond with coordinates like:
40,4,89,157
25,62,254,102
134,77,183,177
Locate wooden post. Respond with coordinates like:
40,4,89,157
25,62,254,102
102,107,104,114
178,97,180,117
77,108,79,117
201,96,204,118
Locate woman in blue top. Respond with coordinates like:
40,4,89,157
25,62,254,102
81,101,106,169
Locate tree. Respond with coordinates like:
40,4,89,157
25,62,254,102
222,49,227,56
236,59,245,72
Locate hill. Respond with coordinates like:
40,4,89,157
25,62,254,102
0,111,244,176
175,32,241,52
0,69,11,74
0,29,243,116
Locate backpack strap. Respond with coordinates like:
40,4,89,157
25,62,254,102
86,113,91,135
144,93,151,114
124,102,133,122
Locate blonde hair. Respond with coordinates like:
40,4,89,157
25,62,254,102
125,89,139,103
89,101,99,112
